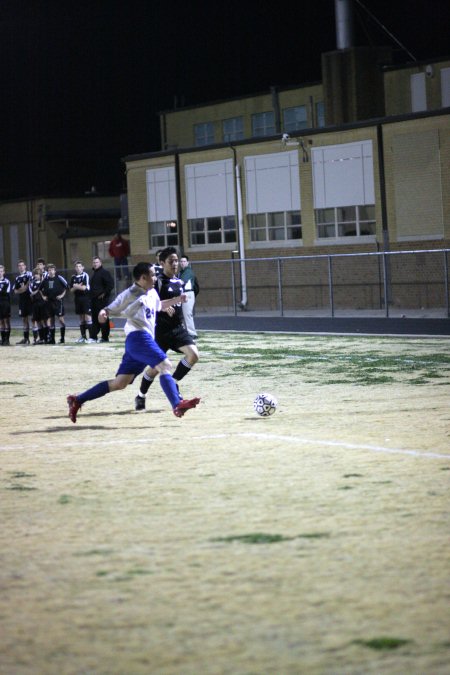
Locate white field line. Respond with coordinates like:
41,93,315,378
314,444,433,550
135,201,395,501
1,432,448,459
192,433,450,460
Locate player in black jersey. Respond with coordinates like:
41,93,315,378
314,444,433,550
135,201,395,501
134,246,199,410
13,260,33,344
69,261,95,343
29,268,47,344
35,258,48,280
40,264,68,343
0,264,11,345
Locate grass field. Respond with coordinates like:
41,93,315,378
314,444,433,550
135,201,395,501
1,328,449,675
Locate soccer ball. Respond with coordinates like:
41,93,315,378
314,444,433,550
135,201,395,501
253,393,277,417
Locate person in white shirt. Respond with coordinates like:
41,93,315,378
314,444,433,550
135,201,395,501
67,262,200,423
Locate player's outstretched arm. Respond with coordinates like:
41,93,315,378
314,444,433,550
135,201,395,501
160,293,187,311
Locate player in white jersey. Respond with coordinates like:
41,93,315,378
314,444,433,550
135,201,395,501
67,262,200,423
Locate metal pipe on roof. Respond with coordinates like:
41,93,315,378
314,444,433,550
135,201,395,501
335,0,354,50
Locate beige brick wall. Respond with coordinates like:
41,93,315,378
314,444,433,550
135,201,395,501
384,59,450,116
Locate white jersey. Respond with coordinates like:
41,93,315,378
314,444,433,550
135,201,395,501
106,283,161,337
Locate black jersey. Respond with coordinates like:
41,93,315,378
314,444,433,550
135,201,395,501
0,277,11,300
70,272,90,296
14,270,32,291
29,278,45,303
41,275,68,300
156,274,185,331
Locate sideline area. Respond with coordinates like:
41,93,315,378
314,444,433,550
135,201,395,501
9,308,450,336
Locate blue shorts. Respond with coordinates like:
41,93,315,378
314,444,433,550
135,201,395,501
116,331,167,376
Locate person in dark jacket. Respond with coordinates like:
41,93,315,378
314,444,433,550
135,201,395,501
90,256,114,342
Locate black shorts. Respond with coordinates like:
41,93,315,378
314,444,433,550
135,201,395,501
46,298,65,318
74,295,91,315
18,294,33,317
32,302,46,323
0,300,11,320
155,324,195,354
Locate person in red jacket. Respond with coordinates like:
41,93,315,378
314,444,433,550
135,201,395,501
108,233,130,281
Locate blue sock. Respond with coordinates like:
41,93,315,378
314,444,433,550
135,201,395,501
159,374,181,408
78,380,110,404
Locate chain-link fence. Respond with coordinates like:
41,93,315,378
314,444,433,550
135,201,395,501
192,249,450,318
6,250,450,318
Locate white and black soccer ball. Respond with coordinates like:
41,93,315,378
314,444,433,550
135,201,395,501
253,392,277,417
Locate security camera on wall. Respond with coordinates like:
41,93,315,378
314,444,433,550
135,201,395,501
281,132,300,147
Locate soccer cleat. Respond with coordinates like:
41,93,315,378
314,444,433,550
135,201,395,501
134,395,146,411
67,394,82,423
16,338,30,345
173,397,200,418
59,338,65,344
85,338,97,343
97,337,109,343
75,336,86,343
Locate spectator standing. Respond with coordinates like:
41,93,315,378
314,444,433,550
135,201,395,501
13,260,33,344
154,249,163,276
0,264,11,346
40,264,68,343
108,233,130,281
90,256,114,342
179,255,199,338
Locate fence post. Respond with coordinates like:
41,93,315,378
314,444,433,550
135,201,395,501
277,258,283,317
231,258,237,316
328,256,334,318
444,250,449,318
382,253,390,318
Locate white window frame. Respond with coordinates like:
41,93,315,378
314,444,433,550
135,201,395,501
315,205,376,241
146,167,179,250
185,159,236,250
188,215,237,248
312,141,376,244
248,211,302,248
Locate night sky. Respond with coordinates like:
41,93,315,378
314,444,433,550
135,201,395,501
2,0,449,199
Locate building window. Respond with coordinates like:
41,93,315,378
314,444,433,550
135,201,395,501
410,72,427,112
249,211,302,242
194,122,215,146
315,205,375,239
148,220,179,249
223,116,244,142
316,101,325,127
146,167,178,249
441,67,450,107
188,216,237,246
283,105,307,132
251,111,275,137
312,141,375,244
